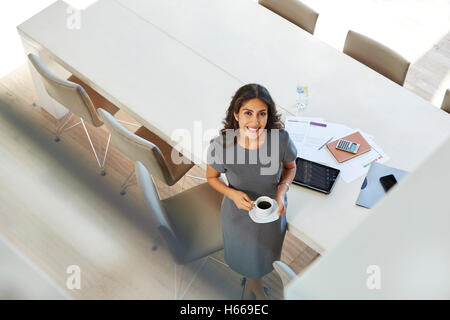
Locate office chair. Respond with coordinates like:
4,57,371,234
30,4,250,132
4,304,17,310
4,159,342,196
272,260,296,299
98,108,204,196
441,89,450,114
28,53,135,175
135,161,224,299
258,0,319,35
343,30,410,86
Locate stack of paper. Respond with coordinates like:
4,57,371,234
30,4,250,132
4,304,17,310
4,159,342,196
285,116,389,183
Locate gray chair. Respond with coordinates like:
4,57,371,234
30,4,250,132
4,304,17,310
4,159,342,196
98,108,201,195
343,30,410,86
272,260,296,299
28,53,122,175
441,89,450,114
259,0,319,35
135,161,224,299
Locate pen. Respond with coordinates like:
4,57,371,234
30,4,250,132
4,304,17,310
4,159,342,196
310,121,327,127
318,136,334,150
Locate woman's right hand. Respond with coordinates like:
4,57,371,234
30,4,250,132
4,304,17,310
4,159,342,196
228,189,254,211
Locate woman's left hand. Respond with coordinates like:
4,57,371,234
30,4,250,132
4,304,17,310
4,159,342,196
275,195,286,217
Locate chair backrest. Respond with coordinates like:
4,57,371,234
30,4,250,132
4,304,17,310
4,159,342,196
259,0,319,34
273,261,296,291
98,108,173,184
28,53,103,127
135,161,185,263
343,30,410,86
441,89,450,114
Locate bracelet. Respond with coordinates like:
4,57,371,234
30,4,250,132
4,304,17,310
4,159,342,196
278,182,290,191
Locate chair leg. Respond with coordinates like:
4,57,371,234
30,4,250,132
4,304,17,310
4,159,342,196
64,120,82,132
208,255,229,268
80,118,104,175
181,175,186,192
152,234,160,251
120,169,135,195
95,127,104,175
208,255,252,299
180,174,207,192
241,277,247,300
117,119,141,127
101,133,111,169
95,129,111,175
55,114,110,176
240,277,258,300
179,257,208,300
174,257,209,300
150,175,163,200
55,112,74,142
185,174,207,182
174,263,185,300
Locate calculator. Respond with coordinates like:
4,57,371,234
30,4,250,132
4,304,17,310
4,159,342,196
336,139,360,154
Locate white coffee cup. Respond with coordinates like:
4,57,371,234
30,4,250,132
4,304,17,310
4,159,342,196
254,196,273,217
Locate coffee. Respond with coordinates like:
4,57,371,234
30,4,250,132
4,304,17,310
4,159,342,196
257,201,272,210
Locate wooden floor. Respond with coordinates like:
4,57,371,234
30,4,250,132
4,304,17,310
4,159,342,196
0,64,320,300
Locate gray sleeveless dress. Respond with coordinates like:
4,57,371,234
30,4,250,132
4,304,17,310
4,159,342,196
207,129,297,279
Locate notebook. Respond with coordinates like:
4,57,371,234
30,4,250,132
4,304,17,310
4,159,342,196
326,131,371,163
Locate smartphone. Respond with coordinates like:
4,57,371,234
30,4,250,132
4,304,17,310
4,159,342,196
379,174,397,192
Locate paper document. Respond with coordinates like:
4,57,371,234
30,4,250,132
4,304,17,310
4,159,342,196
296,122,354,165
303,123,330,149
285,116,325,156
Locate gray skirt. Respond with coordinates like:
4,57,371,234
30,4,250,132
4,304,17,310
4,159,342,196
220,195,287,279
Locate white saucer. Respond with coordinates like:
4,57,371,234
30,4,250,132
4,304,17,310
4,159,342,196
248,201,279,224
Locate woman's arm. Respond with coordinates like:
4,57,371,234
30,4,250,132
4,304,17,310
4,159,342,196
275,160,297,216
206,165,254,211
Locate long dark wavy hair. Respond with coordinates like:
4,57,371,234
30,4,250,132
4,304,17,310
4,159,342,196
221,84,284,134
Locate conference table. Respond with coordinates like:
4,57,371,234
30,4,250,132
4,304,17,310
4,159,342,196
18,0,450,254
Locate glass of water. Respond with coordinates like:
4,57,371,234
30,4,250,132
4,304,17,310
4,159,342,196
295,85,309,115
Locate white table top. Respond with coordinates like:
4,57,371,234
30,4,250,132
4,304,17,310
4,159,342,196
18,0,450,253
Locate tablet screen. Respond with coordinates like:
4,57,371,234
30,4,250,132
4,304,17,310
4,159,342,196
293,158,340,194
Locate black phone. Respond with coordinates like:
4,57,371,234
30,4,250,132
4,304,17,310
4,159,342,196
379,174,397,192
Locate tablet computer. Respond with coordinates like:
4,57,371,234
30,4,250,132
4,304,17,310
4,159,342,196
292,157,340,194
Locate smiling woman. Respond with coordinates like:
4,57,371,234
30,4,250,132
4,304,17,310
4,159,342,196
206,84,297,300
221,84,283,135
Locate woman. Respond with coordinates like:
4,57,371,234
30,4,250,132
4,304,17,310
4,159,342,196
206,84,297,300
